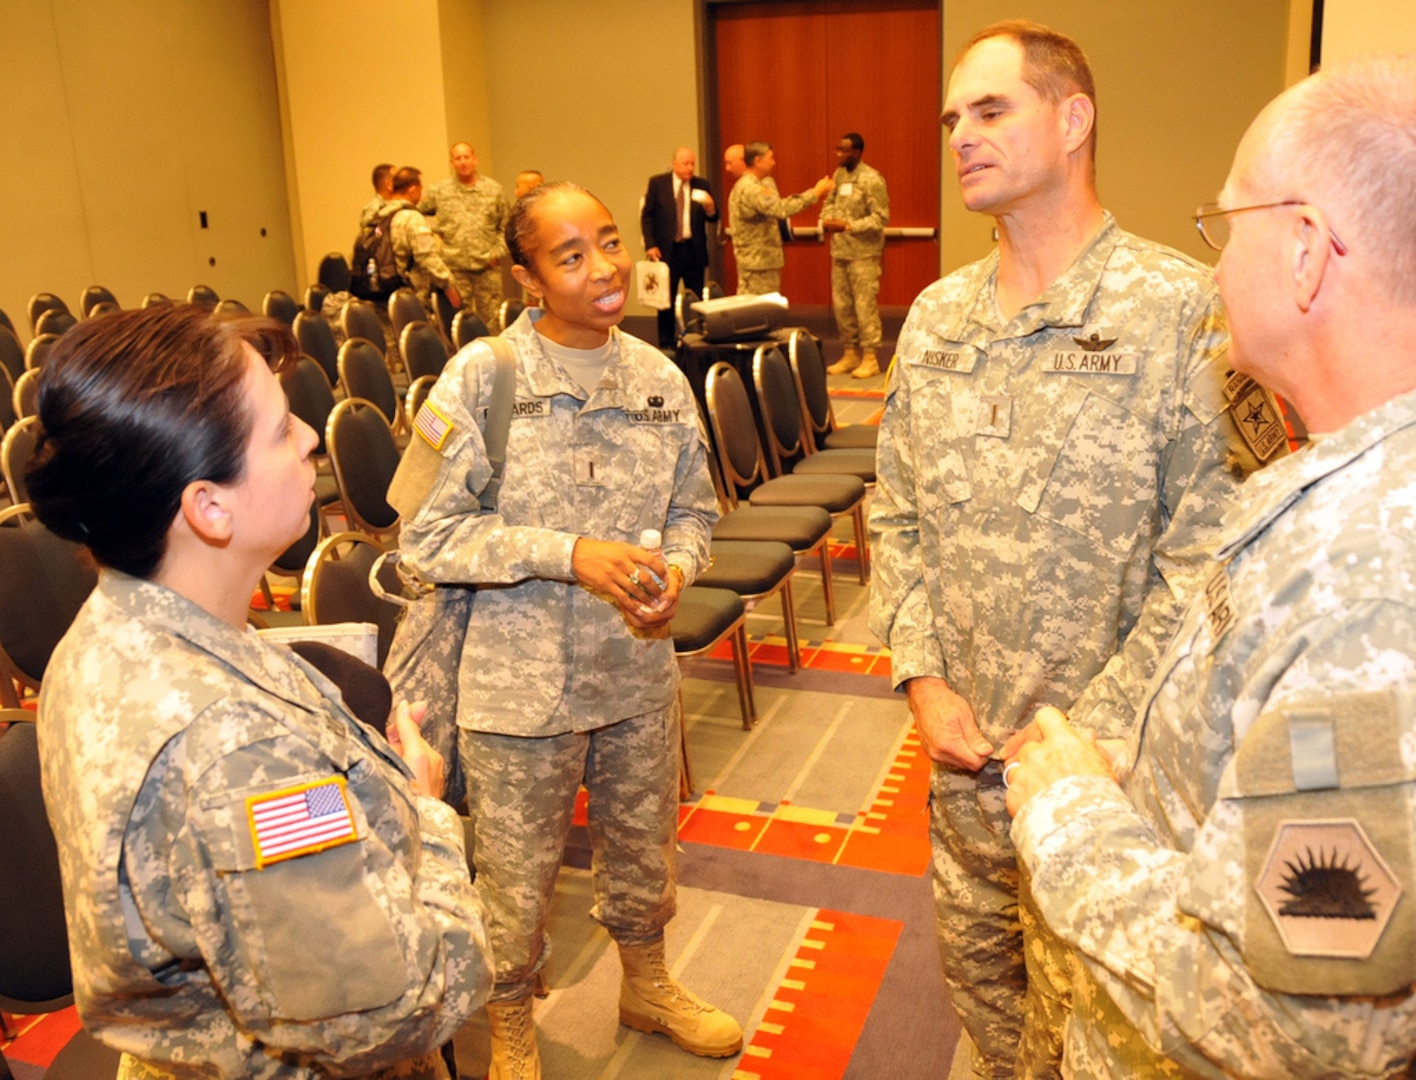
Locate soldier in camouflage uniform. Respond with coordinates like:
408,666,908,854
727,141,834,295
30,305,492,1079
869,22,1283,1079
389,167,461,319
359,162,395,230
1004,56,1416,1079
820,132,890,379
421,142,511,330
389,182,739,1079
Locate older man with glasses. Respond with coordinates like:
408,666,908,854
1004,55,1416,1078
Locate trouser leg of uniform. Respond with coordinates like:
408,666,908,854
461,726,587,1003
1016,872,1068,1080
451,267,504,331
738,268,780,296
849,258,883,352
583,702,679,944
931,761,1024,1080
831,259,859,349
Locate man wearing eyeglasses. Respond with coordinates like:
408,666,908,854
869,20,1280,1079
1003,56,1416,1077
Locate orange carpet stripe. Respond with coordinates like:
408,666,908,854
740,909,901,1079
2,1005,82,1067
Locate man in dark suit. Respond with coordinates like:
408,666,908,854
641,147,718,348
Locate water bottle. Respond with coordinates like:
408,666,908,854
366,257,378,294
638,529,668,597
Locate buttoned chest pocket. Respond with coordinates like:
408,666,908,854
607,419,689,535
907,367,973,511
1020,389,1160,558
494,404,573,530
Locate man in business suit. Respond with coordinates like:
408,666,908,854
641,147,718,348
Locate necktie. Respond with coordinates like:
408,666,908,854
675,180,687,242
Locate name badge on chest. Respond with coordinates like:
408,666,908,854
1203,563,1236,648
1048,330,1136,375
915,347,980,374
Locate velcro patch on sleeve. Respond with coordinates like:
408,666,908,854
413,400,454,452
247,778,358,869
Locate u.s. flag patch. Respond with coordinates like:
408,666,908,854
414,401,454,451
247,778,358,869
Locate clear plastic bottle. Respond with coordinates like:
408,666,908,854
366,257,378,294
638,529,668,597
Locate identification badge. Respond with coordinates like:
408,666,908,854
573,449,605,487
1048,329,1136,375
839,182,854,197
914,346,979,374
977,395,1012,438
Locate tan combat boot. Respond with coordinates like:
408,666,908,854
486,996,541,1080
617,939,743,1058
852,349,881,379
826,346,861,375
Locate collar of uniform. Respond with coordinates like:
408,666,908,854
506,307,631,405
1007,211,1120,335
95,570,329,715
1216,386,1416,560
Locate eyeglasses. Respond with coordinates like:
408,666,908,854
1194,201,1349,255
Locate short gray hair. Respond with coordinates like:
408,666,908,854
1261,56,1416,305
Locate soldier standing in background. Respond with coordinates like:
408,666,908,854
360,162,395,229
869,21,1283,1078
820,132,890,380
727,141,833,296
389,167,461,317
422,142,511,329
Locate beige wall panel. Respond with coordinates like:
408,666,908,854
272,0,450,296
939,1,1291,275
479,0,700,318
1322,0,1416,62
0,0,294,329
437,0,494,177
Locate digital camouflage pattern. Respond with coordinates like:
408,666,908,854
389,201,453,315
392,310,715,1003
821,160,889,351
38,572,492,1079
393,309,717,738
1014,387,1416,1078
460,703,679,1002
421,175,510,329
360,194,389,231
728,171,821,292
870,214,1277,1078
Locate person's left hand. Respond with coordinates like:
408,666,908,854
572,537,673,621
1003,706,1117,817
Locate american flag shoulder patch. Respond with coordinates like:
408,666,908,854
247,777,358,869
413,401,454,451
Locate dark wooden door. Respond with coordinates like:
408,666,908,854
713,0,941,306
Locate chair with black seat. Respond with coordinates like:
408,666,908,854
695,539,800,672
25,332,59,370
262,289,299,327
388,287,426,344
340,299,387,362
258,501,323,615
338,338,404,439
318,252,352,294
701,428,840,625
674,287,702,343
2,418,40,506
141,291,170,309
12,368,39,421
0,503,99,707
35,308,77,337
214,298,249,316
300,531,403,668
401,320,451,383
0,716,127,1079
187,284,220,312
497,298,526,333
277,356,342,524
294,309,341,388
671,586,756,729
80,285,118,317
451,308,490,351
305,282,331,315
326,397,402,544
27,292,69,332
707,360,869,586
0,327,24,385
0,368,15,435
405,375,438,431
0,306,15,338
87,301,121,319
752,346,873,579
789,329,878,454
